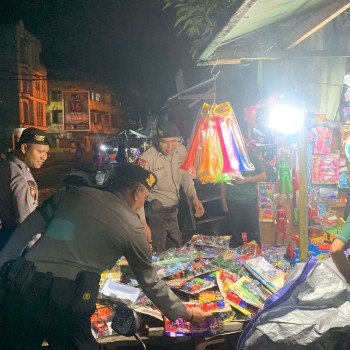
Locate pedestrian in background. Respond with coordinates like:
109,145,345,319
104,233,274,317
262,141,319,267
91,143,99,170
138,120,204,253
0,127,49,250
0,164,211,349
75,143,84,169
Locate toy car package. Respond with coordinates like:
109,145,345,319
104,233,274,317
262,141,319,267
164,303,220,337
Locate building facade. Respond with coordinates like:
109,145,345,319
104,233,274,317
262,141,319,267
0,20,47,150
46,79,123,151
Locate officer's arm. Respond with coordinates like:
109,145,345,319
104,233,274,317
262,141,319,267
10,169,33,223
0,210,46,265
124,225,187,321
330,238,350,284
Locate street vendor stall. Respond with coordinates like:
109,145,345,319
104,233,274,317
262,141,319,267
91,234,290,349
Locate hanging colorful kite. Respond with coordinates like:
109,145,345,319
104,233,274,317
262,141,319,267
181,102,254,184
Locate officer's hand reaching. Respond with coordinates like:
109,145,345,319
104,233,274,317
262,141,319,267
192,196,205,218
182,307,212,324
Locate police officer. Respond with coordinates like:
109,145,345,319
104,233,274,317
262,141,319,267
0,127,49,250
0,164,211,350
139,120,204,253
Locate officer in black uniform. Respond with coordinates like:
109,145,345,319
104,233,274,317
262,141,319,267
0,164,211,350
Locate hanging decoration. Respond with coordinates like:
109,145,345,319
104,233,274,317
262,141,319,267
181,102,254,184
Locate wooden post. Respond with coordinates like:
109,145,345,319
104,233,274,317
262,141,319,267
298,127,308,262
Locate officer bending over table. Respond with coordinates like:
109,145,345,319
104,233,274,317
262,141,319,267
0,164,211,350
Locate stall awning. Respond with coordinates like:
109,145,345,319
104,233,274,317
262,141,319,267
198,0,350,64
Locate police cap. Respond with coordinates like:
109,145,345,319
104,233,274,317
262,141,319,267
18,127,50,146
157,121,180,138
113,163,157,190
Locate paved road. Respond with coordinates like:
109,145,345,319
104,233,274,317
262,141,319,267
33,152,93,204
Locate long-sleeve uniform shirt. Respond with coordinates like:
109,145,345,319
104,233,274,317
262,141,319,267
0,156,38,227
0,187,186,321
139,144,196,207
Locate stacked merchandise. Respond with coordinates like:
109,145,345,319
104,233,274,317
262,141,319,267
92,237,289,339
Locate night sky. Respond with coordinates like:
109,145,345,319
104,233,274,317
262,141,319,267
0,0,204,118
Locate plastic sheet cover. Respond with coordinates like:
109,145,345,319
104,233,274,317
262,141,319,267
237,257,350,350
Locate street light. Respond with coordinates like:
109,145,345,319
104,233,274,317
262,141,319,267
268,104,305,135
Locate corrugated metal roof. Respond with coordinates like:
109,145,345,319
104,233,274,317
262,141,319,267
199,0,340,61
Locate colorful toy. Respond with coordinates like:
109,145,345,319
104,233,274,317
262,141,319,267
311,126,332,154
274,200,289,241
277,158,292,194
164,303,220,336
181,102,254,184
311,154,340,184
338,167,350,189
258,183,275,222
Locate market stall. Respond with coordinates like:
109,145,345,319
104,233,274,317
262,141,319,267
91,235,289,349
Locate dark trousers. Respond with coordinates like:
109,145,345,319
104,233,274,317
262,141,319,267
0,227,15,251
147,207,182,254
0,272,97,350
226,200,261,248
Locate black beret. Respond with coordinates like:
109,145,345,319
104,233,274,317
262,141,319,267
113,163,157,190
157,121,180,138
18,127,50,146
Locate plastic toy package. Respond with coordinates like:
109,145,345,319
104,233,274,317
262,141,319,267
181,102,254,184
211,252,246,276
232,275,271,309
258,183,275,222
197,291,234,323
311,126,332,155
165,271,217,289
91,305,116,339
164,303,220,337
243,256,286,292
155,247,201,279
190,245,228,259
156,246,200,266
234,241,263,264
159,258,217,281
179,277,216,294
319,187,338,202
216,270,253,318
189,234,231,248
311,154,340,184
262,245,290,269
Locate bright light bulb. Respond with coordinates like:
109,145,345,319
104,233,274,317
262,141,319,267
99,144,107,151
269,104,304,134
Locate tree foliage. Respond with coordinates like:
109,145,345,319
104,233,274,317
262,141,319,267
161,0,239,58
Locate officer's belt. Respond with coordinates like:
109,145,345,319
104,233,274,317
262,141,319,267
1,258,100,314
158,204,178,213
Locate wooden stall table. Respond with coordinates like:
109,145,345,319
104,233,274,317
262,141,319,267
96,321,244,350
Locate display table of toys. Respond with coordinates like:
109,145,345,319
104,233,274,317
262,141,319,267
91,235,297,348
